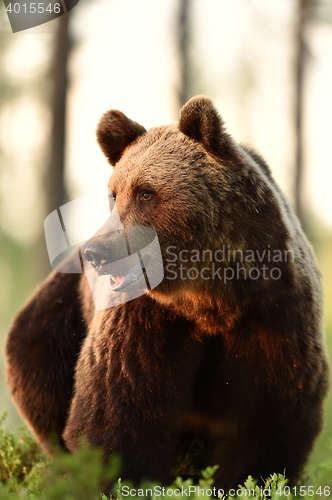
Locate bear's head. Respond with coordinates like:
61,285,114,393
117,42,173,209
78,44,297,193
85,97,291,309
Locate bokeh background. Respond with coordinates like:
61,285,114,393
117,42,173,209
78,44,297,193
0,0,332,476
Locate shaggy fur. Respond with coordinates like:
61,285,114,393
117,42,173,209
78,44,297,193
6,96,329,491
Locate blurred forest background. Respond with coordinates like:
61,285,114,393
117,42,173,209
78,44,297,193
0,0,332,476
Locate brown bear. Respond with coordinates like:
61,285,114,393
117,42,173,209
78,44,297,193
6,96,329,492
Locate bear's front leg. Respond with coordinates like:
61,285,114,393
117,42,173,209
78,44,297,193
63,296,203,484
6,267,88,452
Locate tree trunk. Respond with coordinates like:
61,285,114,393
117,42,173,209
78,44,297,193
294,0,307,228
37,13,70,279
177,0,191,108
45,13,70,214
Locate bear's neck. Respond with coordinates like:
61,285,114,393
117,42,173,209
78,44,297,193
172,293,241,337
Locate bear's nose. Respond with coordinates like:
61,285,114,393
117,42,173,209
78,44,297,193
84,242,111,268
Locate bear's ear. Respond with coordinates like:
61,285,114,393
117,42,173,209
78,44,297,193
96,110,147,165
178,96,228,157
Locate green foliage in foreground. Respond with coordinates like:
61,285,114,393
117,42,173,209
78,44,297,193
1,412,332,500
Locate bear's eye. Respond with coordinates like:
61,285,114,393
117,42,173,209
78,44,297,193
141,192,152,201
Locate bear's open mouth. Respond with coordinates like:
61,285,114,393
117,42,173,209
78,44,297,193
109,259,146,292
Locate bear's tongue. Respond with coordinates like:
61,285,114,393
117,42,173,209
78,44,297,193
109,261,144,291
109,275,126,290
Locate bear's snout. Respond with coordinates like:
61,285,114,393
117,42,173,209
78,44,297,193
84,242,111,269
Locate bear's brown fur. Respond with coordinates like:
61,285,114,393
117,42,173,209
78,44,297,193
6,97,329,491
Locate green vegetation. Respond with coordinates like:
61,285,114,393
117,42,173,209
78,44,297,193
307,232,332,468
1,412,332,500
